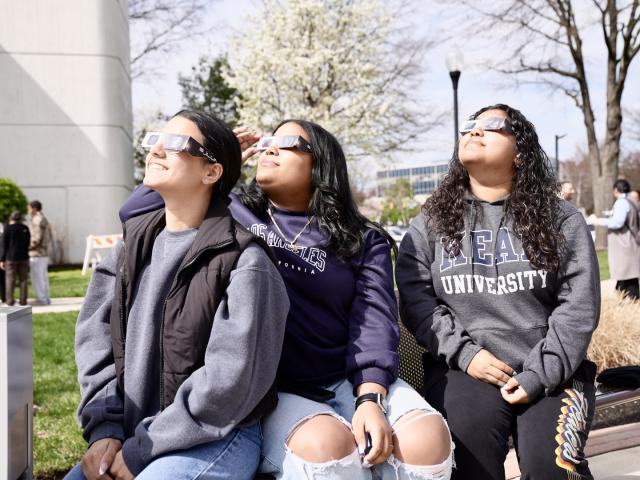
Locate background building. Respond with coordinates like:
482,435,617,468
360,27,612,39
376,163,449,198
0,0,133,263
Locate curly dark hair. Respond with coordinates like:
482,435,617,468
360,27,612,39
424,104,564,271
238,119,395,261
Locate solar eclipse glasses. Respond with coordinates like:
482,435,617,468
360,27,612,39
459,117,514,135
141,132,217,163
255,135,313,153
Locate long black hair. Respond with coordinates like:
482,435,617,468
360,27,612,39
238,119,395,261
173,109,241,198
424,104,564,271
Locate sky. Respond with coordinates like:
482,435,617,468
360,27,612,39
131,0,640,171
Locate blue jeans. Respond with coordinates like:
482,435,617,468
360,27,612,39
64,423,261,480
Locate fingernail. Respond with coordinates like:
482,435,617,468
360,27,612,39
357,444,365,455
362,460,372,468
99,463,108,476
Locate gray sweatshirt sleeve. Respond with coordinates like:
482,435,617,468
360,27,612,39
514,212,600,400
396,215,482,371
75,242,125,444
121,243,289,475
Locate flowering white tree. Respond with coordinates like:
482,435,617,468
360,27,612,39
224,0,439,159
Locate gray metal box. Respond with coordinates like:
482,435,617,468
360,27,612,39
0,306,33,480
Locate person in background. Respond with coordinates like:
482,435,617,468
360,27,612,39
558,180,575,202
0,211,31,306
630,189,640,204
28,200,51,305
589,179,640,300
397,104,600,479
64,110,289,480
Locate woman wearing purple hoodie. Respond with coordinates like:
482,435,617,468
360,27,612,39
120,119,453,480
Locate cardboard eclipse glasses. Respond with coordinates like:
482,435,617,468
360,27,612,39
255,135,312,153
459,117,514,135
141,132,217,163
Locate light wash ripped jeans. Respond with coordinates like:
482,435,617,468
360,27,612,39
259,378,454,480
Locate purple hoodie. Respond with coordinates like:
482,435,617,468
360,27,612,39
119,186,399,391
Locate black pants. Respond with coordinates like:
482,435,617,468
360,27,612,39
5,260,29,306
615,278,639,300
423,356,596,480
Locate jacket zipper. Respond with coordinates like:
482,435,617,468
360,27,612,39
119,241,128,367
158,238,234,410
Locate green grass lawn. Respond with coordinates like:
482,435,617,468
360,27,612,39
33,312,84,479
48,266,91,298
597,249,610,281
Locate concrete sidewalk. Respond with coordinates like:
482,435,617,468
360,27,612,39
30,297,84,314
590,445,640,479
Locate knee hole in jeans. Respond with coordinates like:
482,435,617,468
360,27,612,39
392,410,452,465
285,413,356,463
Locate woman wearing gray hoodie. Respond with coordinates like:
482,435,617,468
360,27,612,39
396,104,600,480
65,111,289,480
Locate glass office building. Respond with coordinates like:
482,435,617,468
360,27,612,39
376,163,449,196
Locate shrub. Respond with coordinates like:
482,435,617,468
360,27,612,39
0,177,28,223
588,292,640,373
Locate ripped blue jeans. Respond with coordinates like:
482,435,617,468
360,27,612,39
259,378,454,480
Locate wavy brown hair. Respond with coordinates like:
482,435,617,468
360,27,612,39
424,104,564,271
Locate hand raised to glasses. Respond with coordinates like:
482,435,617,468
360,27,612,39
466,349,514,387
234,127,261,164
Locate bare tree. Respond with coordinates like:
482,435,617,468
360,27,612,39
449,0,640,245
129,0,212,79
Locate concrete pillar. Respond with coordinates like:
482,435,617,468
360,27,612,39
0,0,133,263
0,306,33,480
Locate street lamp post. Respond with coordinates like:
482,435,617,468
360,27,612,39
446,48,464,147
554,134,567,175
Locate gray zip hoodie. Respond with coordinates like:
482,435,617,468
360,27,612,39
75,234,289,474
396,195,600,400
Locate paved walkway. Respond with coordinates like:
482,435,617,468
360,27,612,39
590,445,640,479
30,297,84,314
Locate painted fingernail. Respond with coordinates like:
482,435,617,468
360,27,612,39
357,444,365,455
99,463,108,476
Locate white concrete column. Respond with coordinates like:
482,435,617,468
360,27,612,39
0,0,133,263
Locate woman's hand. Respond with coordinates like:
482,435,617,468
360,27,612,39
108,450,134,480
80,437,122,480
466,349,514,387
352,401,394,465
501,377,530,404
234,127,261,164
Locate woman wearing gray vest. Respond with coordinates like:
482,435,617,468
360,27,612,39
65,111,289,480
